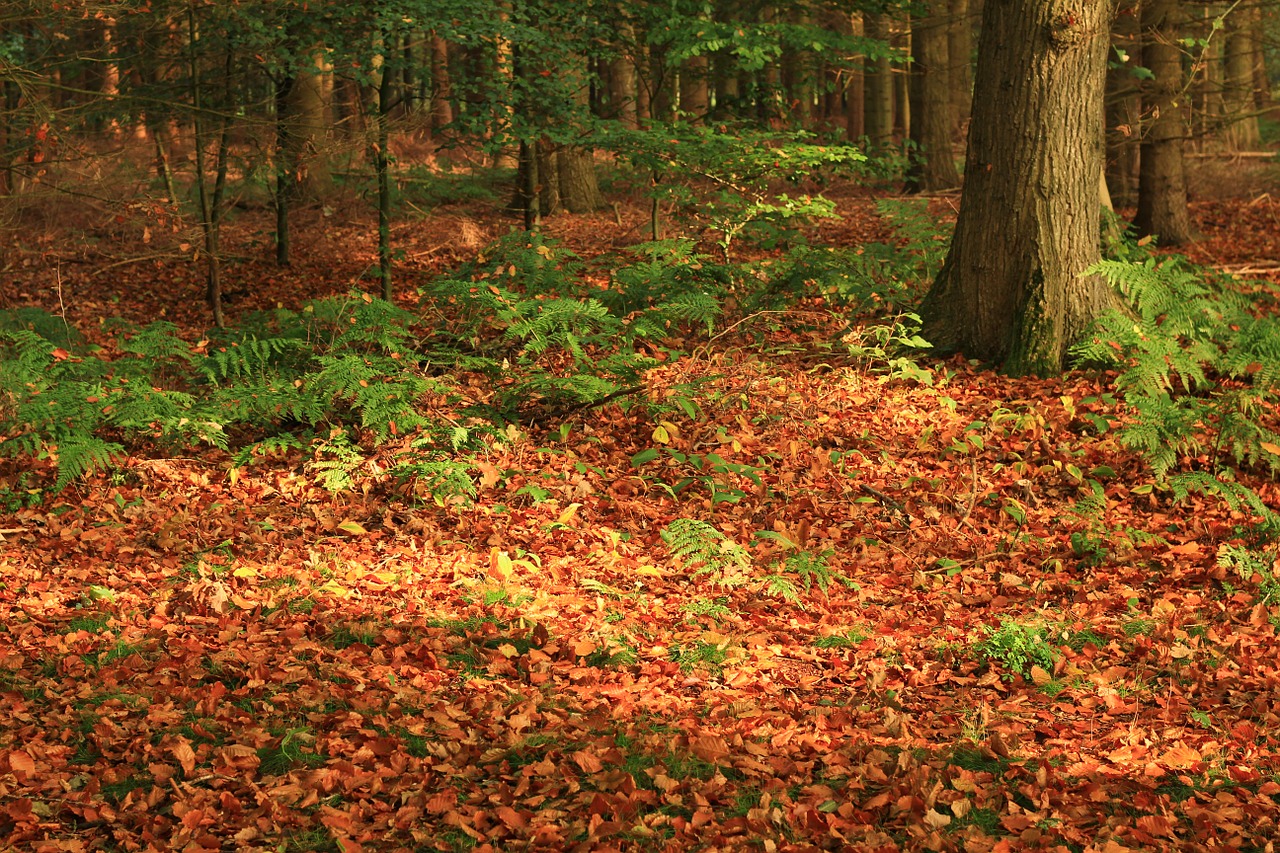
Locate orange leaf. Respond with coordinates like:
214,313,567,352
8,750,35,775
689,735,730,763
494,805,527,829
1159,743,1201,769
572,749,604,774
170,737,196,776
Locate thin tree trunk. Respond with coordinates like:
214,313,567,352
274,75,292,266
1223,5,1261,150
921,0,1123,375
863,13,895,147
1105,1,1140,206
1134,0,1193,245
845,13,865,140
188,5,225,329
947,0,973,139
376,39,393,301
905,7,959,192
430,33,453,130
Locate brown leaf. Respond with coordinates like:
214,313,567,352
169,737,196,776
689,735,730,763
8,750,35,775
572,749,604,774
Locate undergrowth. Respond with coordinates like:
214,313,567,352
1071,255,1280,540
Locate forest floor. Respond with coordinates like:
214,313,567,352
3,167,1280,852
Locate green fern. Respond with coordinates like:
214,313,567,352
1169,471,1280,537
661,518,752,588
53,435,124,491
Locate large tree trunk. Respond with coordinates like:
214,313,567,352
557,146,603,212
606,22,638,128
282,55,332,199
920,0,1123,376
1134,0,1193,245
905,7,959,192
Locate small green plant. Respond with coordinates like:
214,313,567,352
842,313,935,385
661,519,752,588
682,597,733,622
976,618,1060,681
670,639,729,673
761,549,835,603
812,627,869,649
257,727,325,776
1216,543,1280,606
308,430,365,493
1071,257,1280,537
630,444,765,505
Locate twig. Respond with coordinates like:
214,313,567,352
858,482,910,521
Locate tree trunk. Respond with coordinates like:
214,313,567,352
1134,0,1193,246
557,146,604,212
1223,6,1261,150
905,7,959,192
606,22,638,128
893,20,910,140
680,54,710,123
947,0,973,139
1191,3,1224,151
1105,1,1140,206
283,55,332,199
863,13,895,146
845,13,865,140
430,33,453,130
920,0,1123,376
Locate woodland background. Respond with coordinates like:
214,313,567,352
3,1,1280,851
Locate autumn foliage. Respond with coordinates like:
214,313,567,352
3,191,1280,852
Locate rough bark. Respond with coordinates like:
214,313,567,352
556,146,604,213
282,55,332,199
1134,0,1193,245
905,8,959,192
920,0,1123,376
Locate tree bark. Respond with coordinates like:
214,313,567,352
905,7,959,192
863,13,895,146
845,13,865,140
1105,1,1140,206
680,54,710,123
920,0,1123,375
430,33,454,130
1134,0,1193,245
947,0,973,139
1222,5,1261,150
606,21,638,128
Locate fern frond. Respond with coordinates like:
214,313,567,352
53,435,124,491
661,518,752,588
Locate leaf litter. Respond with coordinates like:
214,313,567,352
2,196,1280,851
